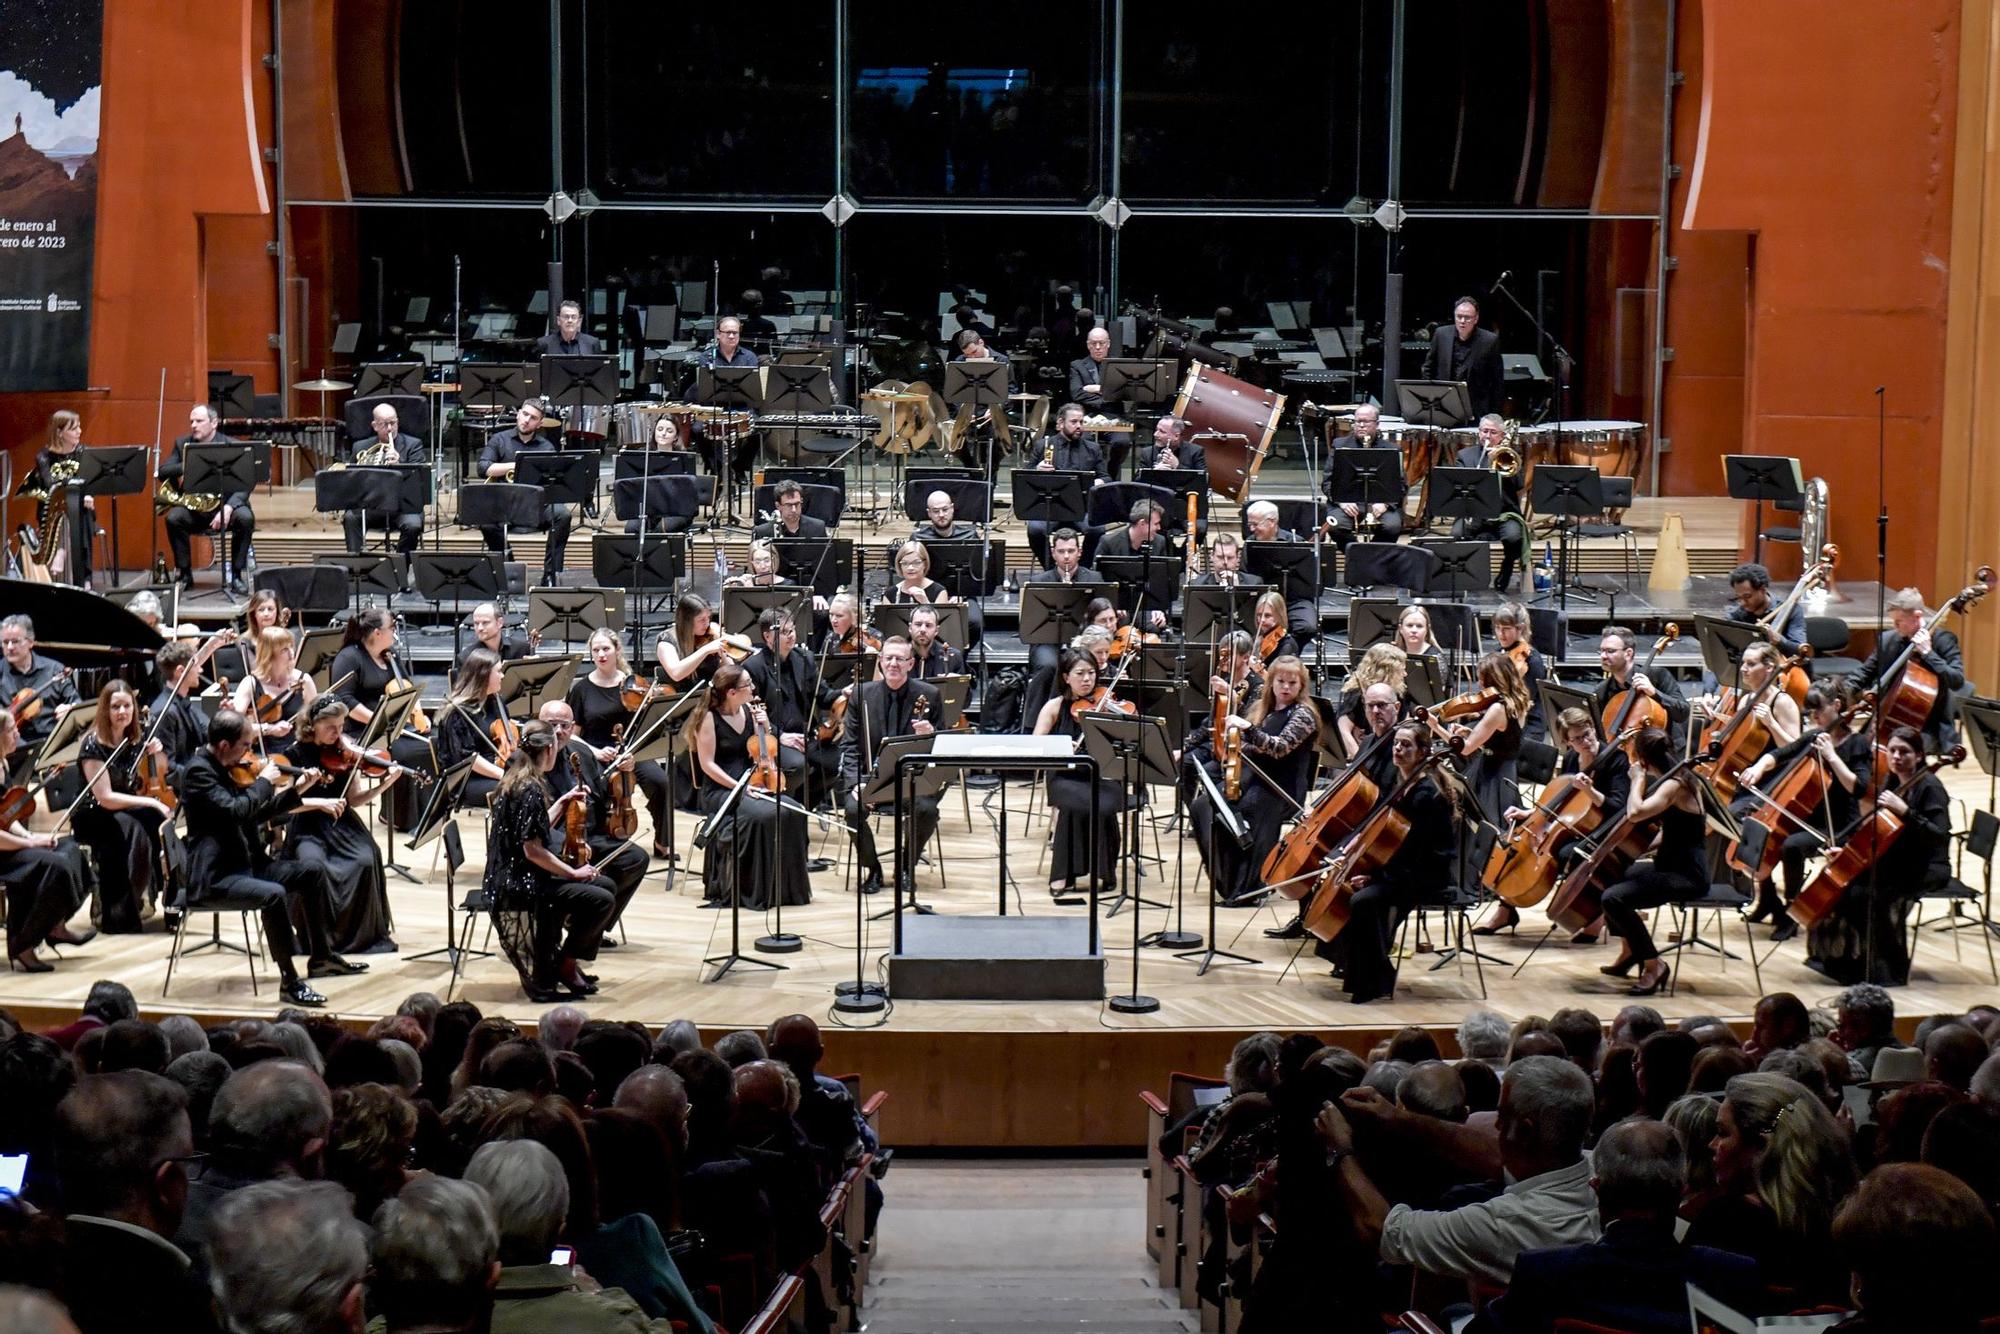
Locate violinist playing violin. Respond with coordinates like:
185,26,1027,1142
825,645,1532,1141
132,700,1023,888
436,649,511,810
147,638,214,782
1250,592,1299,671
840,638,939,897
231,626,318,745
1731,683,1870,943
1491,602,1549,740
572,628,675,858
1178,655,1319,908
744,609,835,807
482,721,613,1002
537,700,649,936
1851,586,1967,750
693,663,811,911
1727,562,1807,657
74,681,172,934
1595,625,1689,752
0,709,91,974
656,592,739,691
1806,724,1950,987
283,696,399,955
905,605,964,683
1447,653,1532,824
1475,706,1631,938
1032,650,1132,899
1211,631,1264,722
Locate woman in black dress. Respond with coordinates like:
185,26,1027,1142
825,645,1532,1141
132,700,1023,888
570,628,673,857
1598,726,1708,996
1183,655,1320,905
883,539,982,646
1452,651,1529,823
283,695,400,954
73,681,172,933
483,721,616,1002
654,593,737,692
0,710,92,971
436,649,510,811
1031,650,1129,897
230,625,318,748
329,607,434,828
690,662,810,910
1250,592,1299,670
220,589,289,687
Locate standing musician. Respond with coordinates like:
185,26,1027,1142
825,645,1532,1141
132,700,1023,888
626,415,693,537
283,696,400,956
0,710,91,973
912,490,979,543
840,638,939,896
1023,528,1104,681
1317,720,1457,1004
1094,500,1172,633
436,649,511,811
1181,655,1319,907
159,403,255,596
752,479,830,542
1325,403,1404,550
21,410,95,587
537,700,649,937
147,639,213,780
1420,295,1504,421
341,403,428,558
1069,326,1112,413
0,615,77,789
73,682,170,935
906,605,964,682
327,608,435,827
1336,644,1408,759
1491,602,1549,740
1594,625,1689,752
1450,652,1532,823
469,602,535,661
1596,727,1708,997
1032,650,1130,898
1451,414,1526,592
1727,562,1807,657
535,298,603,357
743,609,834,805
691,663,811,911
1026,405,1109,567
482,721,615,1002
1732,683,1870,941
477,401,573,587
182,708,362,1008
1146,414,1205,481
569,628,673,859
1477,706,1634,936
231,626,318,745
1850,586,1967,750
1804,724,1949,987
1191,532,1261,590
656,592,739,692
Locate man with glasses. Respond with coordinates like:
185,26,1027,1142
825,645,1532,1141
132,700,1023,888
1420,295,1504,423
752,478,829,541
0,615,76,788
840,637,939,896
536,700,648,929
342,402,428,558
534,297,602,357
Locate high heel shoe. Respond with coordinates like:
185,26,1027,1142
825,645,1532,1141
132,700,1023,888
1472,904,1520,936
1598,955,1637,978
1627,962,1669,996
11,952,52,974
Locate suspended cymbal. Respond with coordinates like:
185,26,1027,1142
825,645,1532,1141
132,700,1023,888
293,378,353,391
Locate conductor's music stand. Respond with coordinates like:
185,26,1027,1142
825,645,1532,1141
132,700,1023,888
1528,465,1603,609
1079,711,1178,1011
1724,455,1805,568
412,553,504,660
73,445,149,587
530,588,621,656
1395,379,1473,429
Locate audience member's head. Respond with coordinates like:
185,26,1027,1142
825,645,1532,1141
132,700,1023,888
1664,1093,1722,1205
1385,1026,1441,1066
435,1087,509,1179
1592,1119,1685,1226
450,1018,523,1100
265,1022,325,1075
1548,1007,1603,1071
1455,1011,1510,1066
1225,1033,1282,1097
1398,1061,1468,1123
652,1020,702,1063
537,1005,587,1053
1688,1044,1757,1095
587,1108,680,1237
370,1175,500,1334
1834,1163,1997,1329
1871,1081,1967,1166
1611,1005,1664,1046
1717,1073,1857,1254
208,1061,333,1180
206,1179,369,1334
79,981,136,1027
572,1023,649,1106
1751,992,1812,1055
613,1065,691,1152
1509,1030,1567,1063
1971,1051,2000,1105
551,1051,594,1109
1757,1048,1831,1106
1506,1015,1552,1063
1913,1013,1963,1050
1925,1023,1990,1093
481,1094,596,1240
1833,983,1896,1053
1636,1031,1698,1119
477,1039,555,1098
322,1037,401,1090
53,1071,193,1236
1686,1022,1742,1050
670,1048,736,1147
327,1083,418,1219
0,1033,79,1186
765,1014,826,1078
1498,1056,1594,1179
1920,1098,2000,1217
1361,1060,1411,1101
714,1029,769,1069
158,1015,209,1063
394,992,442,1040
1800,1038,1854,1106
378,1040,422,1098
464,1140,567,1266
165,1051,233,1147
731,1060,798,1145
1455,1059,1500,1114
1595,1042,1642,1129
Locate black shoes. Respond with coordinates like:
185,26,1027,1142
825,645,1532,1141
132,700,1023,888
1264,919,1307,940
307,955,368,978
858,872,885,896
280,978,327,1007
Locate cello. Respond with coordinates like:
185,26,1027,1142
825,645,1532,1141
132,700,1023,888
1482,728,1640,909
1263,730,1390,898
1598,624,1679,754
1300,747,1450,942
1695,648,1807,801
1543,758,1688,934
1789,745,1964,930
1726,697,1871,882
1874,565,1993,733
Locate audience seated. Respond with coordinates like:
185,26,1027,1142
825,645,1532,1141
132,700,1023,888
1832,1163,1998,1331
370,1175,501,1334
206,1179,368,1334
1924,1022,1989,1093
173,1060,333,1277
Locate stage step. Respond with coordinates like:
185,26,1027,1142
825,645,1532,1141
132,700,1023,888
888,914,1106,1001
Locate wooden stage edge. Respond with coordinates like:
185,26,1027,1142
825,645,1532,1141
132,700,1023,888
7,765,2000,1146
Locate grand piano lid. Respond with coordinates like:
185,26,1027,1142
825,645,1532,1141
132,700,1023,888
0,578,166,663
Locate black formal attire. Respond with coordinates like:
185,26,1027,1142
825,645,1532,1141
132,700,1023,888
1093,527,1174,625
327,643,436,831
619,446,695,537
159,432,253,582
435,697,508,811
476,429,574,581
558,735,649,931
1324,434,1406,548
0,650,76,788
1753,727,1871,907
279,737,394,954
568,675,672,851
534,330,604,356
912,520,980,545
0,832,86,961
1421,325,1504,421
1469,1218,1762,1334
1511,644,1551,741
1068,355,1110,411
908,639,965,683
1592,668,1692,756
840,678,942,887
745,645,834,805
752,514,830,543
1139,436,1207,487
1461,706,1524,824
1021,561,1107,692
1600,798,1709,965
179,748,335,972
72,734,162,933
60,1215,219,1334
1322,771,1456,1003
882,577,983,650
1185,701,1318,905
694,344,761,498
473,631,534,662
340,431,428,555
483,775,615,990
147,688,208,783
1024,433,1106,566
1450,444,1526,590
26,447,96,586
1809,767,1949,986
1726,595,1808,660
1042,701,1130,889
699,708,810,911
1851,626,1965,749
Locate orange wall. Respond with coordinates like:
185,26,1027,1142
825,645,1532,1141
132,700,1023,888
0,1,276,571
1674,0,1960,589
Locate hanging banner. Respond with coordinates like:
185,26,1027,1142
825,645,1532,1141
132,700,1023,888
0,1,103,392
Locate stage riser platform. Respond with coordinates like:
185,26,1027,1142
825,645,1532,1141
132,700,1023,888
887,916,1105,1001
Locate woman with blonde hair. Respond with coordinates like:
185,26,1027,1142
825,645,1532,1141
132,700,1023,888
1392,604,1438,659
1183,655,1319,905
231,625,318,743
1337,642,1408,758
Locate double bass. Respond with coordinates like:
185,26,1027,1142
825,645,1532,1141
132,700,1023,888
1874,565,1993,733
1788,745,1965,930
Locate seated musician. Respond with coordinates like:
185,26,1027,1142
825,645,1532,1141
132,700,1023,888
1094,500,1172,633
752,479,830,542
1492,602,1549,739
840,637,939,896
1391,604,1440,660
537,700,649,937
181,707,364,1007
535,298,603,357
657,592,738,693
1453,652,1532,823
159,403,255,597
1594,625,1689,752
1316,720,1457,1004
1026,405,1108,567
0,614,77,789
1325,403,1404,550
327,608,435,829
1033,649,1132,898
1023,528,1104,681
743,608,836,808
436,649,510,810
1243,501,1318,640
481,721,615,1002
625,415,693,537
477,400,573,588
23,410,95,588
1597,727,1709,997
0,710,91,973
220,590,288,686
1728,562,1807,658
1191,532,1261,590
1806,724,1949,987
906,605,964,683
1692,640,1802,777
1213,630,1264,721
702,314,760,370
1733,683,1870,942
283,695,400,956
570,628,674,858
1251,591,1300,670
1180,655,1319,909
469,602,535,661
231,626,318,746
1852,586,1967,750
913,489,979,543
72,682,170,934
342,403,427,559
1451,413,1526,593
1477,705,1633,936
147,639,213,782
1143,414,1205,482
1069,326,1111,413
692,316,759,493
726,539,787,589
1336,643,1408,758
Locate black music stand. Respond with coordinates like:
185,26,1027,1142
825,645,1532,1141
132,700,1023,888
592,534,686,662
872,603,969,650
773,537,852,598
1097,555,1179,626
298,626,345,686
1529,465,1604,610
1021,583,1115,655
208,372,256,420
1328,447,1407,529
1424,601,1481,681
403,759,485,972
460,364,532,414
1079,712,1177,1012
182,444,256,500
530,588,621,655
760,363,834,467
1537,679,1597,738
1724,455,1804,568
1176,753,1256,974
613,474,710,533
1423,541,1493,602
1402,653,1449,709
722,586,808,637
901,476,993,526
73,446,148,587
539,356,617,428
1693,615,1766,693
695,367,764,525
498,655,573,721
913,540,994,604
1009,470,1090,545
1395,379,1472,429
1347,599,1402,658
454,483,544,558
1428,464,1506,538
1344,542,1437,598
1135,469,1210,520
1244,541,1328,608
515,452,593,509
413,554,504,660
312,552,402,617
1182,587,1260,644
1100,359,1176,404
612,448,700,480
355,362,424,397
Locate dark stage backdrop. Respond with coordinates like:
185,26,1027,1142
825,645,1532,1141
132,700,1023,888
0,0,103,392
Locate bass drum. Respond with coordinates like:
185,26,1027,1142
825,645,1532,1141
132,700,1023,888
1173,361,1285,503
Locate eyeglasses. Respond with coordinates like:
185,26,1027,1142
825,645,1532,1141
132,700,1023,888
166,1151,212,1179
548,719,575,731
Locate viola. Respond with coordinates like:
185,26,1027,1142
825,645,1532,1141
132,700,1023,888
816,689,850,744
1875,565,1993,733
1790,745,1965,929
135,704,177,813
604,723,640,841
7,667,72,725
748,702,785,795
562,753,592,868
1503,638,1533,675
490,713,520,766
1106,624,1160,661
1599,623,1679,753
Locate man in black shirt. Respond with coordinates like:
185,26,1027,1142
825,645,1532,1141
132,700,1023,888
1141,413,1206,484
536,700,647,932
1592,624,1689,752
700,315,760,371
468,603,534,661
1420,295,1504,422
342,402,428,557
912,489,979,543
477,400,573,585
1094,499,1172,633
1026,404,1106,566
146,640,210,784
534,299,603,357
1022,528,1104,681
0,614,77,788
158,403,255,596
1068,326,1111,412
751,480,829,542
839,639,940,896
743,609,831,806
1725,561,1808,658
906,605,965,681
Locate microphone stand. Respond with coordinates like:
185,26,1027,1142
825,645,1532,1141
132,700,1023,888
1864,385,1887,986
1490,273,1573,435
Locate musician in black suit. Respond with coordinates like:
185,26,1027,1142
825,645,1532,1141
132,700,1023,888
1068,326,1111,412
743,608,834,807
146,639,211,783
1094,499,1172,633
1420,295,1504,422
341,402,428,557
1592,625,1689,753
1325,403,1406,550
1850,585,1967,749
535,699,648,933
1242,501,1319,641
751,479,830,541
469,602,535,661
839,638,940,895
1140,413,1205,485
159,402,255,596
1026,403,1108,566
534,298,604,356
180,708,361,1007
1452,414,1527,592
1023,528,1104,680
1190,533,1263,592
477,400,573,585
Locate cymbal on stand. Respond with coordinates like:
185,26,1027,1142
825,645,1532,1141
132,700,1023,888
293,378,354,392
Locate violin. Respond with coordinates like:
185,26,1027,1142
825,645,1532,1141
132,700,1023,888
1599,623,1679,753
748,702,785,795
833,626,883,655
7,667,72,725
604,723,640,840
255,676,305,727
136,713,177,813
1069,684,1138,721
562,753,592,868
1436,686,1500,723
0,779,44,827
620,674,663,712
699,627,755,664
1106,623,1160,662
1790,745,1965,930
314,740,396,776
1875,565,1993,734
1253,626,1284,671
490,713,520,766
226,756,324,790
1503,639,1533,674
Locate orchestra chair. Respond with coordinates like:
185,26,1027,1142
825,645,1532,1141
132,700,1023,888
1914,805,2000,983
159,825,269,1000
1574,475,1640,588
1803,617,1866,678
1757,489,1806,561
1662,881,1763,997
1395,835,1492,1002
